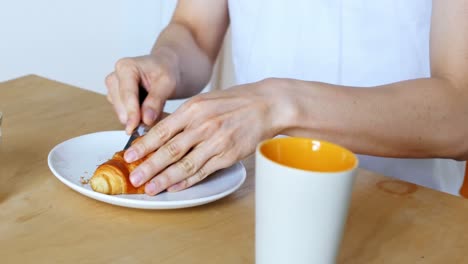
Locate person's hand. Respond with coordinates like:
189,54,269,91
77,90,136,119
124,78,294,195
105,48,180,134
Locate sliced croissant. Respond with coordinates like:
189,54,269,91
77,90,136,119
90,151,147,195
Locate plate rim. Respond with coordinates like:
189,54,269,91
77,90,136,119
47,130,247,209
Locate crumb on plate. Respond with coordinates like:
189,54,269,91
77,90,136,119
80,176,89,184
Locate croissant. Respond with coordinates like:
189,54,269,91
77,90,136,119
90,150,148,195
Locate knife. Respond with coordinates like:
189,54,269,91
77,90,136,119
123,85,149,150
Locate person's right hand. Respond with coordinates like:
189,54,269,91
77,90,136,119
105,48,180,134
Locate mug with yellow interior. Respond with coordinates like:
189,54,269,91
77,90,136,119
255,137,358,264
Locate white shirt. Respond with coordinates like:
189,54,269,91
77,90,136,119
228,0,466,195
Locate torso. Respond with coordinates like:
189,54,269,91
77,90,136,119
227,0,465,195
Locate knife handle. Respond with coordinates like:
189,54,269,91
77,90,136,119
138,85,148,106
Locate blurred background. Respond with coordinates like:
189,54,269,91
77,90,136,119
0,0,234,112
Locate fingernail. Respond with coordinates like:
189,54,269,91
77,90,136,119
119,116,126,125
145,181,157,195
125,149,137,162
125,116,137,134
144,109,157,123
130,170,143,186
118,111,127,124
125,124,134,135
126,120,132,131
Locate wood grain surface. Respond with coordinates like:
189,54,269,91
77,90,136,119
1,75,468,263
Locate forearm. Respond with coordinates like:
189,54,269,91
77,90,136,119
151,23,214,99
277,78,468,160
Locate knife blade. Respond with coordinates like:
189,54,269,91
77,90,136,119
123,123,149,150
123,85,148,150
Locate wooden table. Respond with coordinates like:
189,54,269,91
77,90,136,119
2,75,468,263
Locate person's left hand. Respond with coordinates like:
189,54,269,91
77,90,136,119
123,78,293,195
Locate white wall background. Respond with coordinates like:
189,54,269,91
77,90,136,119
0,0,195,111
0,0,234,112
0,0,176,91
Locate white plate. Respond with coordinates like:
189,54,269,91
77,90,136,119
47,131,246,209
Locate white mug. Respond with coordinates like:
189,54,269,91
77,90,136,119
255,137,358,264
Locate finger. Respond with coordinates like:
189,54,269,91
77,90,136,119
173,94,240,131
146,112,170,131
141,74,176,126
124,109,189,162
157,112,170,121
144,143,216,195
127,128,204,187
167,154,231,192
105,72,127,124
141,91,165,127
115,58,141,134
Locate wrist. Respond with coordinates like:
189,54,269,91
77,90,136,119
151,46,182,98
151,45,178,61
258,78,301,136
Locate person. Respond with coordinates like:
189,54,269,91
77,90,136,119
105,0,468,196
